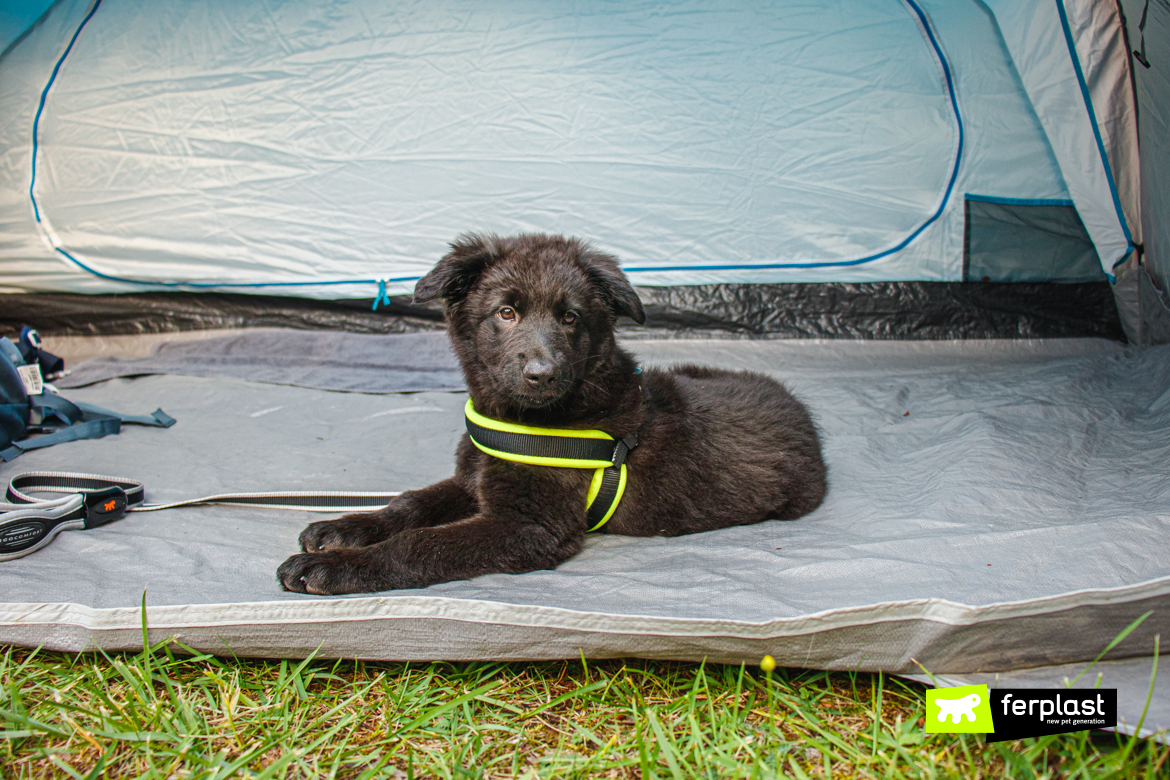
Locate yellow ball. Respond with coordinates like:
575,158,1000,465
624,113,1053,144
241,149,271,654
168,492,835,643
760,655,776,672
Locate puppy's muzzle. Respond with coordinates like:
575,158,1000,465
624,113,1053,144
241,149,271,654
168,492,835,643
523,358,557,390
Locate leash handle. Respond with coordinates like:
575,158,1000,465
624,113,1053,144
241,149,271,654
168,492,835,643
0,494,86,561
1,471,402,562
5,471,399,513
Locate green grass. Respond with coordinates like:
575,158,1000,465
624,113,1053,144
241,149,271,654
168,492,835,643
2,641,1166,779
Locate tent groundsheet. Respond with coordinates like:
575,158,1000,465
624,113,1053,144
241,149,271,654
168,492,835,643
0,333,1166,734
53,330,465,393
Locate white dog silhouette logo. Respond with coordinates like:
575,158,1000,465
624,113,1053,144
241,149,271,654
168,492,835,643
934,693,981,723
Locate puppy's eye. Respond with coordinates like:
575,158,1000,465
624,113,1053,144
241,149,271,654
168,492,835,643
497,307,517,322
562,311,578,325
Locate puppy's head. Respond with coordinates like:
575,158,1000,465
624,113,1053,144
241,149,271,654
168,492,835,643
414,233,645,410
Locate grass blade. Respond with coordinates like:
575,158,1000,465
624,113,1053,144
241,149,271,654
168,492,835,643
1067,610,1153,688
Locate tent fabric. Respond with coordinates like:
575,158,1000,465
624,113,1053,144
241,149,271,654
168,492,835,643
1,336,1166,694
1140,269,1170,343
1121,0,1170,344
1129,0,1168,293
0,1,55,55
0,0,1139,298
984,0,1141,275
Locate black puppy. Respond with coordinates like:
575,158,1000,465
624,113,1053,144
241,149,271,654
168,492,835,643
278,233,826,595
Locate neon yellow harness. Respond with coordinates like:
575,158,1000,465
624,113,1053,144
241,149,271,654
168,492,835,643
464,398,637,532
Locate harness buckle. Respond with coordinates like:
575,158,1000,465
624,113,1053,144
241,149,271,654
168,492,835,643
611,433,639,467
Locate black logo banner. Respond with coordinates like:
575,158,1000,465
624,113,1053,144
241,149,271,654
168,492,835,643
985,689,1117,742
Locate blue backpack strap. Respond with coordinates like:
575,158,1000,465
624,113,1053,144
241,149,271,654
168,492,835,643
0,418,121,461
0,341,31,452
1,394,176,462
30,393,173,429
73,402,175,428
29,391,85,427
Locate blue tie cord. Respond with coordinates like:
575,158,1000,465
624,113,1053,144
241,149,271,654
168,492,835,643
372,280,393,311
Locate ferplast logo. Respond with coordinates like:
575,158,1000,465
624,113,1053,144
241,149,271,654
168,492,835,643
923,686,1118,741
925,685,994,734
985,689,1116,743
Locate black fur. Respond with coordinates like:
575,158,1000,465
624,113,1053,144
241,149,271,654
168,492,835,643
278,233,827,594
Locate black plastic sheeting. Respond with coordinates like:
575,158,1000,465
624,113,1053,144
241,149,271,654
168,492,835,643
0,281,1125,341
0,291,444,337
628,282,1124,340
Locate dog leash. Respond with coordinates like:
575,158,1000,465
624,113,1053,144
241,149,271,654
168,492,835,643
0,471,399,562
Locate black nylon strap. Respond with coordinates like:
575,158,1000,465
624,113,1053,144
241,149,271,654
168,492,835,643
8,471,146,507
465,418,616,463
586,466,622,530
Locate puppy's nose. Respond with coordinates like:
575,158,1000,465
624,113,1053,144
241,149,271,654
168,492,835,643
523,359,556,389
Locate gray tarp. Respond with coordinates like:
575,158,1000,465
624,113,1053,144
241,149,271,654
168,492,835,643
55,330,464,393
1,334,1167,737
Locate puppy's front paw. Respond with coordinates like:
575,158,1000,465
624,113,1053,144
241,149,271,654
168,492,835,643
277,550,374,595
299,512,390,552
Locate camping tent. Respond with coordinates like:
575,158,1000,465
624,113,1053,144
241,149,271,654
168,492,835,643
1,0,1165,324
1,0,1168,738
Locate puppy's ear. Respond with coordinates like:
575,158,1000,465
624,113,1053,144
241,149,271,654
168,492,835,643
414,233,499,305
580,248,646,324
